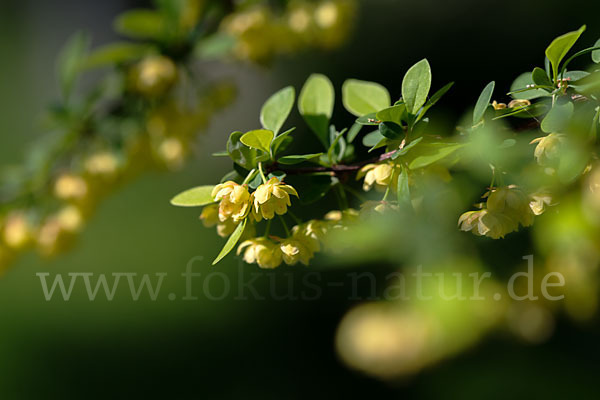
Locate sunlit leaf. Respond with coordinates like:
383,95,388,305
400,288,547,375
240,129,274,154
342,79,391,117
298,74,335,148
402,59,432,115
260,86,295,135
545,25,586,81
170,185,215,207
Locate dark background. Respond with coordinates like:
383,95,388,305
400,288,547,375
1,0,599,398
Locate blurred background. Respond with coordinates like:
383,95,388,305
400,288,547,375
1,0,600,398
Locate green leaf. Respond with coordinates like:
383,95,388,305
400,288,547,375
408,143,464,169
114,9,166,40
84,42,153,69
212,151,229,157
391,137,424,159
227,131,257,170
541,102,574,133
379,121,404,139
402,59,432,115
362,130,385,147
278,153,323,165
56,31,90,102
417,81,454,121
594,39,600,63
545,25,586,81
170,185,215,207
532,67,553,87
212,219,247,265
510,72,551,100
298,74,335,148
342,79,391,117
347,123,363,143
473,81,495,125
356,113,379,126
195,33,236,60
240,129,275,154
376,104,406,125
270,127,296,155
397,166,410,205
260,86,295,135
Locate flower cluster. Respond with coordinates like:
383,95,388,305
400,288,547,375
458,186,547,239
237,213,356,269
221,0,356,62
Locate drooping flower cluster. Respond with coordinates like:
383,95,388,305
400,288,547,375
236,212,357,269
459,185,548,239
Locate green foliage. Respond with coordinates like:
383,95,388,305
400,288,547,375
473,81,495,125
402,59,432,115
260,86,295,135
342,79,391,117
170,186,215,207
298,74,335,148
212,219,247,265
114,9,167,40
240,129,275,154
56,31,90,102
545,25,586,81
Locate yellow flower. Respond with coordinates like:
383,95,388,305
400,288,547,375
458,209,517,239
530,133,565,166
199,204,219,228
2,212,32,250
84,152,119,176
130,55,177,96
251,177,298,221
212,181,251,222
56,206,84,233
487,185,534,227
216,219,238,238
292,219,328,253
54,174,88,201
315,1,339,29
325,208,359,230
492,100,507,110
280,238,313,266
357,162,398,192
529,192,553,216
508,99,531,108
360,201,399,216
237,238,282,269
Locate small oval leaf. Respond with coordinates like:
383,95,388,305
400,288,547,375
342,79,391,117
240,129,275,154
260,86,295,135
473,81,495,125
171,186,216,207
402,59,432,115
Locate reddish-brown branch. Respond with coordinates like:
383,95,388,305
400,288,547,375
267,150,397,176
